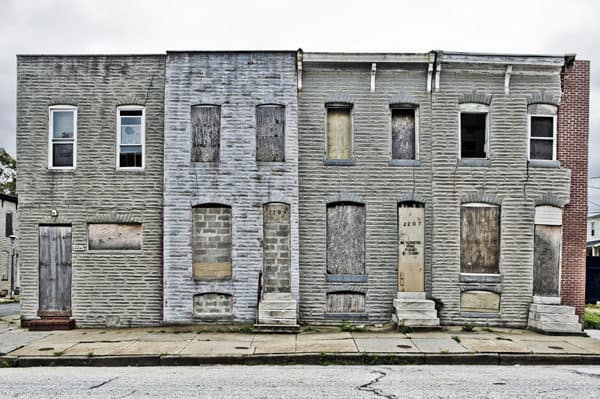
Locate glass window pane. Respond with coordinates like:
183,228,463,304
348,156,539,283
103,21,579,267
121,117,142,125
119,145,142,168
530,139,553,160
52,111,74,139
121,125,141,145
52,143,73,167
531,116,553,138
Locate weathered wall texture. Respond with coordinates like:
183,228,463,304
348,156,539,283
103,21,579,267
163,52,299,324
299,58,572,327
558,60,590,318
0,197,18,294
17,55,165,327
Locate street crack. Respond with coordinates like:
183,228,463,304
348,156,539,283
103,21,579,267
89,376,119,389
357,369,398,399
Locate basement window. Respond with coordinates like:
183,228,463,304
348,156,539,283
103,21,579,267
49,106,77,169
117,106,145,169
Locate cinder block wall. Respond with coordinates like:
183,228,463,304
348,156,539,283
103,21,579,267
163,52,299,324
298,63,434,324
558,60,590,318
17,55,165,327
431,62,570,327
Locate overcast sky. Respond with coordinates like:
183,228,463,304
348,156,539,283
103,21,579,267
1,0,598,208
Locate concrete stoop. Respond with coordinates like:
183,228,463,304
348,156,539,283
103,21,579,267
528,296,583,335
256,293,299,333
393,292,440,328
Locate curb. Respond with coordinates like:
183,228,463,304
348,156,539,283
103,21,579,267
3,352,600,367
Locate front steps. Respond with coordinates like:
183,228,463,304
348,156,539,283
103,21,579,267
528,296,583,335
255,292,299,333
393,292,440,328
29,317,76,331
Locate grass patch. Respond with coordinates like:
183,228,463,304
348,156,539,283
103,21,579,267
496,337,513,341
584,309,600,329
451,335,461,343
480,327,496,333
53,351,64,357
397,324,413,334
462,324,474,332
339,321,366,333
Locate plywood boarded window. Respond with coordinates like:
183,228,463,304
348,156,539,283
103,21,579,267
256,105,285,161
192,205,232,279
460,204,500,274
326,292,365,313
327,202,366,275
193,293,233,316
88,223,142,250
391,108,416,160
326,106,352,160
191,105,220,162
533,206,562,297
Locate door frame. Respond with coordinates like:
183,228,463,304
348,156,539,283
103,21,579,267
38,224,73,318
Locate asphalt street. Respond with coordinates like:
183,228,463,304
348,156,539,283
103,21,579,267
0,302,19,317
1,365,600,398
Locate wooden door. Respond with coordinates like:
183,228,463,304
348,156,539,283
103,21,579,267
398,203,424,292
39,225,72,314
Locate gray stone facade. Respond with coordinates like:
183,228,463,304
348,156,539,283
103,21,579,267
0,194,18,295
163,52,299,324
298,52,571,327
17,55,165,327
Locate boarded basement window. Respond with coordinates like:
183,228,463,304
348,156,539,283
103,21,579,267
193,293,233,316
460,112,487,158
256,105,285,161
191,105,221,162
326,292,365,313
192,205,232,279
460,204,500,274
88,223,142,250
391,108,416,160
326,106,352,160
326,202,366,275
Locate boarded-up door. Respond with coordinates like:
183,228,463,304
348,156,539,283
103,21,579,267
398,203,424,292
39,225,72,314
533,225,561,297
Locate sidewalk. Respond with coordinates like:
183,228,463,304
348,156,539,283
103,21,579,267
3,316,600,367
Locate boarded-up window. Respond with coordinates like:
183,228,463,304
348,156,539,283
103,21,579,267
191,105,220,162
256,105,285,161
5,212,13,237
88,223,142,250
533,224,561,297
326,292,365,313
391,108,416,160
327,203,366,275
460,204,500,274
192,205,232,279
326,106,352,160
460,113,487,158
193,293,233,316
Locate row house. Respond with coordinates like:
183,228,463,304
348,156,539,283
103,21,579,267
16,50,589,334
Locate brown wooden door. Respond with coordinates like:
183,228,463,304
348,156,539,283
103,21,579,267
39,225,72,314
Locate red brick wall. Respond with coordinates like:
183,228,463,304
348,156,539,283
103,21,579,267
558,60,590,318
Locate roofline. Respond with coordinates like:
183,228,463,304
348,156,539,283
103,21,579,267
435,50,568,66
0,193,17,203
17,53,164,58
166,50,297,54
303,52,434,64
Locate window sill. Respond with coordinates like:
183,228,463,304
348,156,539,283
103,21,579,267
193,277,233,282
459,273,502,283
326,274,368,283
458,159,491,167
47,168,75,173
528,160,560,168
115,168,146,173
389,159,421,167
324,159,355,166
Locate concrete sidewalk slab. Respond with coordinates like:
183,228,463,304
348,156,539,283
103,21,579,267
253,334,296,354
117,341,189,356
9,341,76,357
522,340,591,354
354,338,417,353
411,338,469,353
180,340,254,356
296,338,357,353
460,338,530,353
63,341,131,356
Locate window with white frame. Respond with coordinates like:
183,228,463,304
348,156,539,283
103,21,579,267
117,106,145,168
459,103,489,159
528,104,557,161
49,106,77,168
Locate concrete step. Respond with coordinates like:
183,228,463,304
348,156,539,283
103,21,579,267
256,317,299,326
29,318,76,331
529,312,580,324
262,293,295,301
529,304,575,315
259,309,296,320
394,308,438,318
258,301,297,311
393,300,436,311
399,318,440,328
395,292,427,300
528,320,583,334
